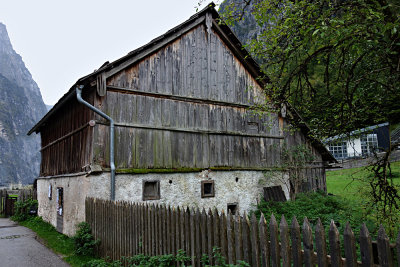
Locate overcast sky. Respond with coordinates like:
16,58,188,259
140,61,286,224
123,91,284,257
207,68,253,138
0,0,218,105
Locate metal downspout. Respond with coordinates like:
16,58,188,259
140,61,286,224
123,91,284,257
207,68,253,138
76,85,116,201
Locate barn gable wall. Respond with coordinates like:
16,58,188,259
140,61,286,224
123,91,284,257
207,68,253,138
91,25,285,170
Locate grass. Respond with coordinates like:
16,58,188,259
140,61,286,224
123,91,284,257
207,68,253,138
326,161,400,238
19,216,97,266
326,161,400,201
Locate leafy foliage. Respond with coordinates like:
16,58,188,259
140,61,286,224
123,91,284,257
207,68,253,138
281,144,315,198
72,222,99,256
83,248,250,267
11,198,37,222
201,247,250,267
221,0,400,138
255,191,376,236
217,0,400,231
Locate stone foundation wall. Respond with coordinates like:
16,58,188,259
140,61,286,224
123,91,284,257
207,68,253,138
37,170,289,236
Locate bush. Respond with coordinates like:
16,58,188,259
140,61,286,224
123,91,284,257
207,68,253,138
12,198,37,222
255,191,376,236
83,248,250,267
72,222,99,256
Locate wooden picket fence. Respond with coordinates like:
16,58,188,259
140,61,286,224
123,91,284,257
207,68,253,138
0,189,37,216
85,198,400,267
17,188,37,202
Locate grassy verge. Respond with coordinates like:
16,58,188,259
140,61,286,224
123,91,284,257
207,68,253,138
19,216,97,266
326,161,400,200
325,161,400,238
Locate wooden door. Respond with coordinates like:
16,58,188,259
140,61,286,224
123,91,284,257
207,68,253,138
56,187,63,233
5,195,17,216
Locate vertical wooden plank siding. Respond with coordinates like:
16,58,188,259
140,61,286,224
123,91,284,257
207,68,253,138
88,23,330,178
40,90,95,176
85,198,399,266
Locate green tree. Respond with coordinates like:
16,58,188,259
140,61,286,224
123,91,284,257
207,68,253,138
216,0,400,232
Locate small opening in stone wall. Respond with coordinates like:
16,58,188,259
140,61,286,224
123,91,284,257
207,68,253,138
142,180,160,200
169,180,172,184
227,203,238,215
201,180,214,198
235,177,239,182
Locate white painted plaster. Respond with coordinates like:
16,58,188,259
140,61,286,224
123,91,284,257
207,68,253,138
346,138,362,157
37,170,289,236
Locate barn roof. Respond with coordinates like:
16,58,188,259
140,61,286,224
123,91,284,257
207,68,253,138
27,3,336,163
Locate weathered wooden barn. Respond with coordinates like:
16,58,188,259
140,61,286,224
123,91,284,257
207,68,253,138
28,4,335,236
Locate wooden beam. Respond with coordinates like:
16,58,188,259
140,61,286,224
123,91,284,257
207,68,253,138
96,121,284,139
107,85,253,109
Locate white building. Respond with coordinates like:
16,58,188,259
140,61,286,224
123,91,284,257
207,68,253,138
325,123,390,160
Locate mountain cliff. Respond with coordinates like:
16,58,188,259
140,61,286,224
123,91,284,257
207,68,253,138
0,22,47,186
219,1,261,47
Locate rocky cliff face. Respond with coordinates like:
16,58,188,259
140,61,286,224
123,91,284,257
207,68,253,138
219,0,261,48
0,23,47,186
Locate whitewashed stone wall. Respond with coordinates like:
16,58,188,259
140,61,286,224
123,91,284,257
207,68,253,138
37,170,289,236
37,174,109,236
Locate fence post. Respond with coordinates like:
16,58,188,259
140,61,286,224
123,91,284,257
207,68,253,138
280,215,290,267
190,207,195,267
214,208,220,251
303,217,315,267
195,207,201,267
235,214,243,263
269,214,279,267
291,216,302,267
242,212,251,266
201,208,207,259
180,206,185,255
221,210,228,261
396,230,400,267
329,220,343,267
259,213,269,267
185,207,191,259
377,225,394,267
344,222,357,267
251,213,261,267
227,211,235,265
360,223,373,267
315,218,327,267
207,208,214,265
